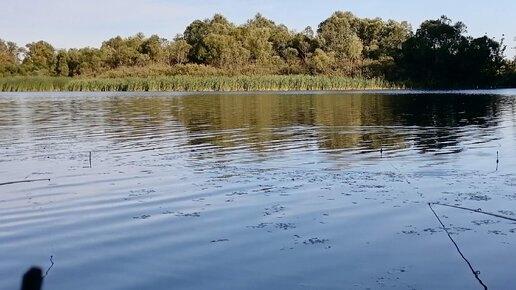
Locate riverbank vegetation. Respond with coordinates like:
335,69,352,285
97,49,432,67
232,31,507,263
1,12,515,91
0,75,398,92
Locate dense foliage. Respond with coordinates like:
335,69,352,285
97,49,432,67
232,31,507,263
0,12,514,88
399,16,508,88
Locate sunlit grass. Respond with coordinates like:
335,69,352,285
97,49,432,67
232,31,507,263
0,76,402,92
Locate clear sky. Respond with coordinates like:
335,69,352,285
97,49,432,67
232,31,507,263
1,0,515,58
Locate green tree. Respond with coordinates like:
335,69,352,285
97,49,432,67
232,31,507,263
66,48,81,76
318,12,363,62
461,36,505,86
79,48,103,75
400,16,504,88
400,16,468,86
281,47,300,74
167,40,192,65
290,32,320,64
139,34,167,64
246,13,275,28
310,48,335,74
204,33,249,68
55,50,69,76
283,47,299,65
183,14,252,68
348,17,411,60
24,41,56,71
246,13,292,56
65,47,104,76
183,14,235,64
183,19,210,63
241,26,273,64
0,39,22,65
101,33,146,68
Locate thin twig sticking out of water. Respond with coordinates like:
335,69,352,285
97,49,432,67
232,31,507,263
428,203,488,290
496,151,499,171
0,179,50,186
431,203,516,223
43,255,54,278
89,151,92,168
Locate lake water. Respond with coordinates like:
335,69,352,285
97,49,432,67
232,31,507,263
1,90,515,290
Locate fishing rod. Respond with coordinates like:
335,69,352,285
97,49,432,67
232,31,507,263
428,203,488,290
0,178,50,186
431,202,516,223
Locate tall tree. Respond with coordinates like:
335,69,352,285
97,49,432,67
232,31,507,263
246,13,292,56
54,50,69,76
400,16,504,87
183,14,236,64
310,48,336,74
139,34,167,64
101,33,146,68
24,41,55,71
0,39,23,65
318,12,363,62
167,40,192,65
240,26,273,64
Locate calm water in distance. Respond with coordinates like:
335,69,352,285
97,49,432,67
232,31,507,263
1,90,515,289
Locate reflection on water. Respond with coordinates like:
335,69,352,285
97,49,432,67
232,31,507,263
0,90,515,290
37,92,505,152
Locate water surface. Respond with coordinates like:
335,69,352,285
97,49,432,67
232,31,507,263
1,90,516,289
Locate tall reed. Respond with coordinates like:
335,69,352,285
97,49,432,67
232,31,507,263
0,76,402,92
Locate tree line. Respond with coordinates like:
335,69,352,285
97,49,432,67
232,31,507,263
1,12,514,88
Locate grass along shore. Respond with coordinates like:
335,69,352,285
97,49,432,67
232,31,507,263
0,76,402,92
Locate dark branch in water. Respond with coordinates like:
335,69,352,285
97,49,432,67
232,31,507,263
428,203,488,290
0,179,50,186
44,255,54,278
431,202,516,222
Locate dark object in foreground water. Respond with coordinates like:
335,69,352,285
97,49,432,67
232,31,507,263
21,267,42,290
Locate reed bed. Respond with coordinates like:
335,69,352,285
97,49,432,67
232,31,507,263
0,76,401,92
0,77,70,92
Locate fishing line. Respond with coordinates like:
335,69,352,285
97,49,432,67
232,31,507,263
428,203,488,290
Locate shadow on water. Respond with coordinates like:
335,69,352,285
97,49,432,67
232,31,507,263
21,267,42,290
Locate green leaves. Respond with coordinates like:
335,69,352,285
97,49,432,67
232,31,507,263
400,16,505,88
24,41,55,70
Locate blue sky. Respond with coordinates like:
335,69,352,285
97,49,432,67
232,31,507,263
1,0,515,58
